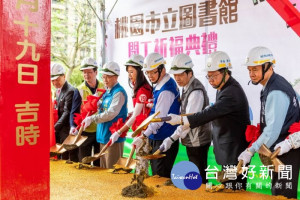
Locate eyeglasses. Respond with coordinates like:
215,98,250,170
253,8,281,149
102,74,115,80
205,73,222,80
145,70,158,76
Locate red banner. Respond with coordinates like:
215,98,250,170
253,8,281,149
0,0,50,199
267,0,300,37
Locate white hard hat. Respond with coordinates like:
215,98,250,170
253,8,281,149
51,63,65,80
169,53,194,74
142,52,166,71
244,46,275,66
100,61,120,76
124,54,144,68
204,51,232,72
80,57,98,70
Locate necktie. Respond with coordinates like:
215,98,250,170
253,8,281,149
56,88,61,98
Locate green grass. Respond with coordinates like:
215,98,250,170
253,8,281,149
123,138,300,198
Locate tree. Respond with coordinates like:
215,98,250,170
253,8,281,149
51,1,97,85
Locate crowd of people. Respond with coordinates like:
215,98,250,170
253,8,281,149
51,46,300,199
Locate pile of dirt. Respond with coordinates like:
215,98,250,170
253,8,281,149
163,179,174,186
112,164,133,174
81,156,94,164
75,163,94,170
122,171,154,198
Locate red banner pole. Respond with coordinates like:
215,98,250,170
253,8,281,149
0,0,50,199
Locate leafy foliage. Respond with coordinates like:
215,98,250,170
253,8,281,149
51,1,97,84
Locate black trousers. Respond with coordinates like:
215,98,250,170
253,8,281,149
271,148,300,199
149,139,179,178
73,131,100,166
186,143,210,184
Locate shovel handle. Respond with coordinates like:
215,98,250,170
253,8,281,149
73,125,84,144
270,147,281,160
151,113,193,123
236,160,243,174
151,116,172,122
153,146,164,155
98,139,112,155
181,113,194,116
125,145,136,167
73,112,90,144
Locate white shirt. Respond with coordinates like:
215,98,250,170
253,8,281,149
144,74,176,135
175,76,205,137
92,82,126,123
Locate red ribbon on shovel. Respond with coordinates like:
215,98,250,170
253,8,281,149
245,123,261,147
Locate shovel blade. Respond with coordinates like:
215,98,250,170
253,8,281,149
62,135,77,145
142,154,166,160
75,135,88,146
81,152,106,164
63,136,88,151
115,157,137,170
50,144,62,152
258,144,272,157
217,171,228,183
273,158,284,172
50,143,67,154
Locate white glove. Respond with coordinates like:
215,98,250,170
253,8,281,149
110,131,120,144
289,131,300,149
69,126,79,135
82,116,93,130
132,136,144,149
146,102,153,108
274,139,292,156
166,114,181,125
143,128,153,137
238,149,253,166
174,126,190,138
146,99,154,108
160,137,176,152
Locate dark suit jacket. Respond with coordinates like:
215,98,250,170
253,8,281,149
55,81,75,143
187,77,250,165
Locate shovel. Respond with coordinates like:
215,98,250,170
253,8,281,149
142,146,166,160
50,110,91,155
50,124,88,155
131,112,193,137
61,111,93,151
150,113,193,123
81,139,111,164
217,160,244,183
61,125,88,151
258,144,284,172
50,143,65,155
113,145,137,173
131,112,161,137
